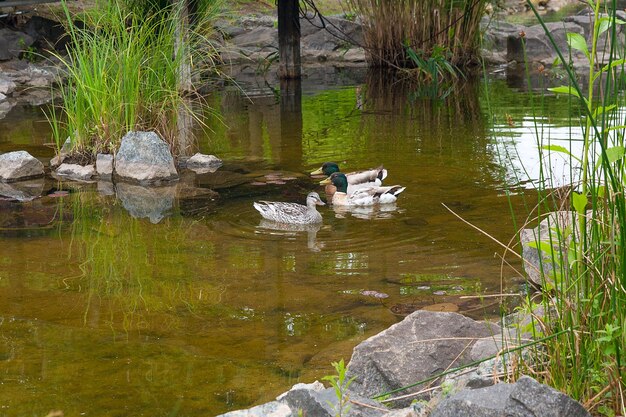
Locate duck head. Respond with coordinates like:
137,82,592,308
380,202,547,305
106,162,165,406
320,172,348,193
310,162,340,176
306,191,326,206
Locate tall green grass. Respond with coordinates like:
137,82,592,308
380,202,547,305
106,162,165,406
49,0,223,157
490,1,626,414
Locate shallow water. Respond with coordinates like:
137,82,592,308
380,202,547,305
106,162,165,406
0,67,566,416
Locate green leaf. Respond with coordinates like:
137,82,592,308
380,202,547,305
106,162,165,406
540,144,582,163
552,56,562,67
548,85,581,99
598,17,611,36
595,146,626,170
567,32,590,60
593,104,616,118
572,191,588,214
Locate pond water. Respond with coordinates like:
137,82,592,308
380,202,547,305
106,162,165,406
0,66,568,416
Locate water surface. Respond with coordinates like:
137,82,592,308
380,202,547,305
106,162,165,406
0,67,560,416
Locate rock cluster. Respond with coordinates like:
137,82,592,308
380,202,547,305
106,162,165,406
217,310,589,417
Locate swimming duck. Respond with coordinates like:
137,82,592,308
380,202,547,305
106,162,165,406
253,192,325,224
320,173,405,206
310,162,387,195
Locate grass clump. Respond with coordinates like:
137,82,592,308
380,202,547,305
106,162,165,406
345,0,489,68
48,0,224,158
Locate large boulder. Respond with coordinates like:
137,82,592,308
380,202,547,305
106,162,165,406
114,131,178,184
346,311,500,405
430,376,590,417
0,151,44,182
0,29,34,61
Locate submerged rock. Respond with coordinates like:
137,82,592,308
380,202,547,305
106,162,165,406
115,131,178,184
0,151,44,182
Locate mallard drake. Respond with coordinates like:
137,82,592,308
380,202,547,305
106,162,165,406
253,192,325,224
320,173,405,206
310,162,387,195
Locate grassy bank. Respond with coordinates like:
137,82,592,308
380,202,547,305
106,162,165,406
48,0,223,158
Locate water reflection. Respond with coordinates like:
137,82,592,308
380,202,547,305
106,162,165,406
331,203,401,220
256,219,323,252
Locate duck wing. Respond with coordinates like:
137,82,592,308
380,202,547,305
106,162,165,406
345,165,387,185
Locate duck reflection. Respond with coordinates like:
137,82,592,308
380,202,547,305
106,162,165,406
256,219,323,252
331,203,400,220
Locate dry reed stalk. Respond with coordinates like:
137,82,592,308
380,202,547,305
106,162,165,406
347,0,486,67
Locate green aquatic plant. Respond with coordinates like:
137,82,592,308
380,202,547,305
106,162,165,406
48,0,223,157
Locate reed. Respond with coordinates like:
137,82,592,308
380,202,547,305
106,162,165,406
345,0,488,68
485,1,626,414
49,0,223,157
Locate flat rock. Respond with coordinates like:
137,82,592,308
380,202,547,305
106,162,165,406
185,152,223,173
430,383,515,417
0,151,44,182
96,153,114,178
346,311,500,406
55,163,96,181
115,131,178,184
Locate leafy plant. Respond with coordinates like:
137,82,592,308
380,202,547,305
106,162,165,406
322,359,356,417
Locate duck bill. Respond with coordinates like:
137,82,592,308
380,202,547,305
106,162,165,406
319,178,331,185
316,200,326,206
310,167,324,175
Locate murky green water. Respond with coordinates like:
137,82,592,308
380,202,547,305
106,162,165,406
0,67,563,416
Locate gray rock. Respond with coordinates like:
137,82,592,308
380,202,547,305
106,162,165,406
430,376,590,417
0,92,6,102
218,401,291,417
115,182,175,224
507,376,590,417
96,153,114,178
430,383,516,417
0,178,44,201
55,163,96,181
507,22,584,63
346,311,501,406
0,29,34,61
186,152,222,173
115,131,178,184
0,151,44,182
520,211,584,288
231,26,278,49
0,76,17,96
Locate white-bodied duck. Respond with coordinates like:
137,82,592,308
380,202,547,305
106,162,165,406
320,172,405,206
253,192,325,224
310,162,387,195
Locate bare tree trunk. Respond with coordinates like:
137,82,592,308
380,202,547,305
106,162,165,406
174,0,192,93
